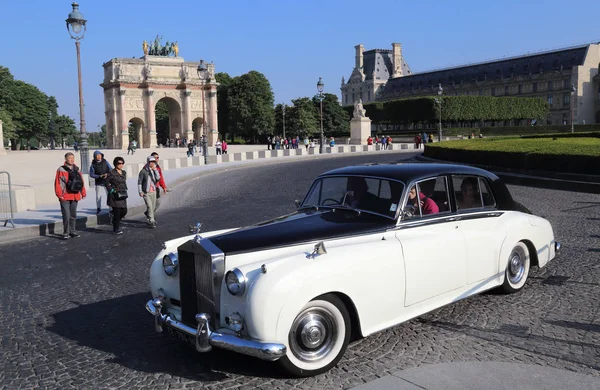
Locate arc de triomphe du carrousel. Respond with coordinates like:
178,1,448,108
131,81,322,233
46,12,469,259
100,37,219,150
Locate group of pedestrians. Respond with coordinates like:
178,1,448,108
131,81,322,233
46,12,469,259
414,133,434,149
54,150,169,238
366,135,394,149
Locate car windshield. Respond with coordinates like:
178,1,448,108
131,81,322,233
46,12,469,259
301,176,404,218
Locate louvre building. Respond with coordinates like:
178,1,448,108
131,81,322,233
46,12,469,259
340,42,600,125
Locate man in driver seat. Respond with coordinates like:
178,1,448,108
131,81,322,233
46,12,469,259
344,177,379,210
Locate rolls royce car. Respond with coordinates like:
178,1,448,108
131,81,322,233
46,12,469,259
145,163,559,377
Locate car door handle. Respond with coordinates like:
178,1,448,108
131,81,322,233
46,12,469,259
446,216,461,222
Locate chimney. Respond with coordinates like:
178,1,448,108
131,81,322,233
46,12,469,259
355,44,364,70
392,43,402,78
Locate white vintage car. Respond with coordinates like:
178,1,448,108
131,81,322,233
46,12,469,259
145,163,559,377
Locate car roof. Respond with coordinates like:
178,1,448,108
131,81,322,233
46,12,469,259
319,162,500,184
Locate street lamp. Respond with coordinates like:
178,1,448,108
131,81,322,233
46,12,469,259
570,84,576,132
282,104,286,140
49,112,56,150
65,2,89,170
316,77,325,153
197,59,209,164
435,83,443,142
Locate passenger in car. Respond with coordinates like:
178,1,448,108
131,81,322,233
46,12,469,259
407,186,439,215
345,177,380,210
457,177,481,210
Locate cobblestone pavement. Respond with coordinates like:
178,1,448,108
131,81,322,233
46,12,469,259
1,153,599,389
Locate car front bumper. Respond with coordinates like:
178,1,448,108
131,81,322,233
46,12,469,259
145,298,286,361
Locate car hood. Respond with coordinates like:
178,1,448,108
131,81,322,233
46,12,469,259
208,209,396,255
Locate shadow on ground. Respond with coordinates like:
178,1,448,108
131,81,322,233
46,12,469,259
46,292,285,382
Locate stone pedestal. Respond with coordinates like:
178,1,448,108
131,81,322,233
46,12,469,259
350,117,372,145
0,120,5,155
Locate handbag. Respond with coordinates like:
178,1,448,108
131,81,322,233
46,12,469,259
112,190,128,201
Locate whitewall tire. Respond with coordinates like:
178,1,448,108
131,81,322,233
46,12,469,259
501,242,530,293
278,294,351,377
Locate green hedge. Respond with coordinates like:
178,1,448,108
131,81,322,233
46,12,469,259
424,136,600,175
344,96,549,124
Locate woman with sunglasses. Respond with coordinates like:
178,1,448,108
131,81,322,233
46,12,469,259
106,157,128,234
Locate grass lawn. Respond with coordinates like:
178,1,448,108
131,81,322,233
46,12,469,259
428,137,600,156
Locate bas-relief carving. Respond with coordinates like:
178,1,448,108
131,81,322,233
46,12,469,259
124,97,145,109
190,100,202,109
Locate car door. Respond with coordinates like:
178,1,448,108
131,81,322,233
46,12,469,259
452,175,507,285
396,176,467,307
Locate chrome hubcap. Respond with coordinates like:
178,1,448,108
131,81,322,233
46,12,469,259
290,308,337,362
508,251,524,284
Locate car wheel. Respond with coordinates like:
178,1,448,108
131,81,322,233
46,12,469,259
278,294,351,377
501,242,530,293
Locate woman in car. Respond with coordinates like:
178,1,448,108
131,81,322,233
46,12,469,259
407,185,439,215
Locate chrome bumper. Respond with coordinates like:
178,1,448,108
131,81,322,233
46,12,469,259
555,241,561,254
145,298,286,361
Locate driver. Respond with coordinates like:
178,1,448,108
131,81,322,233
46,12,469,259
344,176,379,209
406,185,439,215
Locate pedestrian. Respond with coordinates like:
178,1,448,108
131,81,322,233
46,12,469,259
138,156,161,228
428,133,434,143
381,135,387,150
414,134,422,149
132,140,137,154
106,157,128,234
304,137,309,150
215,138,222,155
367,136,373,145
89,150,113,215
222,139,228,154
187,141,194,157
267,136,272,150
54,152,86,239
329,137,335,147
148,152,168,211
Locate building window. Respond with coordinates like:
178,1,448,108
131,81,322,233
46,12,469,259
562,113,568,125
548,81,553,91
533,82,537,92
492,87,496,96
518,84,523,94
504,86,509,95
563,93,570,106
564,79,569,89
547,94,553,105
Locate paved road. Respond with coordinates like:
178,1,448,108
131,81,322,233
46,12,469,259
1,152,599,389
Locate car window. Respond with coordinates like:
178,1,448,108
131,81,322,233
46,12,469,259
302,176,404,218
402,176,448,219
452,175,486,211
479,178,496,208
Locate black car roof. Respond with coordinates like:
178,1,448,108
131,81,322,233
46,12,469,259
319,162,500,184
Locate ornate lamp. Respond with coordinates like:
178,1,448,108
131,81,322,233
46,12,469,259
437,83,443,142
316,77,325,153
66,2,87,40
197,60,209,164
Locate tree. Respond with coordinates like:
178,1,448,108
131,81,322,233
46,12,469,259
274,103,287,136
287,97,318,137
227,71,275,142
54,115,77,147
312,93,349,136
215,72,233,140
0,109,15,144
155,101,169,145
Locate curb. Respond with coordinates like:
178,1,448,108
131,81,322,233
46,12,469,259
0,150,417,245
415,155,600,194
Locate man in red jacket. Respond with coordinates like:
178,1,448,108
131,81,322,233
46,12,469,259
55,152,87,239
149,152,168,216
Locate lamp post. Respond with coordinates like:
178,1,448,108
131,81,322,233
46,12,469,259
316,77,325,153
282,104,286,140
435,83,443,142
197,60,209,164
570,84,576,133
65,2,88,169
49,112,56,150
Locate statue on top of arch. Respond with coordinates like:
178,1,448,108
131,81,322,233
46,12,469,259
146,35,179,57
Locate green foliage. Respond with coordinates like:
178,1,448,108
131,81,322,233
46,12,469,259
286,97,318,137
155,100,169,145
424,136,600,174
215,72,233,140
312,93,349,135
360,96,549,125
0,109,15,143
273,103,287,136
227,70,275,141
54,115,77,146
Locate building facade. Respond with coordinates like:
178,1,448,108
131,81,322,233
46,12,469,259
341,42,600,125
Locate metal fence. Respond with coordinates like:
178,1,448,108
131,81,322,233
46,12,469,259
0,171,15,228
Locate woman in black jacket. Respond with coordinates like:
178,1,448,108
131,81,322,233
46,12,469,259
106,157,128,234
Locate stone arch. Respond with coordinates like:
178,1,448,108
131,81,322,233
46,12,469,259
127,117,146,148
192,117,206,143
155,97,182,147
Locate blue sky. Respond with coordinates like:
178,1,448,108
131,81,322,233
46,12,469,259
0,0,598,132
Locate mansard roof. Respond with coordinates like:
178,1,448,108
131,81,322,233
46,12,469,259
362,49,412,82
381,43,593,94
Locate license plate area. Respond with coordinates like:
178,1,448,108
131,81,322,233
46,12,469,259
167,325,195,347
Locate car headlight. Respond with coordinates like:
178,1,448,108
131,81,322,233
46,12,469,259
162,253,178,276
225,268,246,296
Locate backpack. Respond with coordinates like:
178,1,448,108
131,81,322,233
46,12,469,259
65,166,83,193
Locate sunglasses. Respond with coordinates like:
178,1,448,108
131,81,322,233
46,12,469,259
116,161,124,165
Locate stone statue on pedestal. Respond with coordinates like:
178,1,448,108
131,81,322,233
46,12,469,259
353,99,366,118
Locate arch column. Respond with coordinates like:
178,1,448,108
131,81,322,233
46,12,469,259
208,84,219,146
118,89,129,150
183,90,194,143
145,89,158,148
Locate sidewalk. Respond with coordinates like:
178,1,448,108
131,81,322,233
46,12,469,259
0,148,416,244
350,361,600,389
